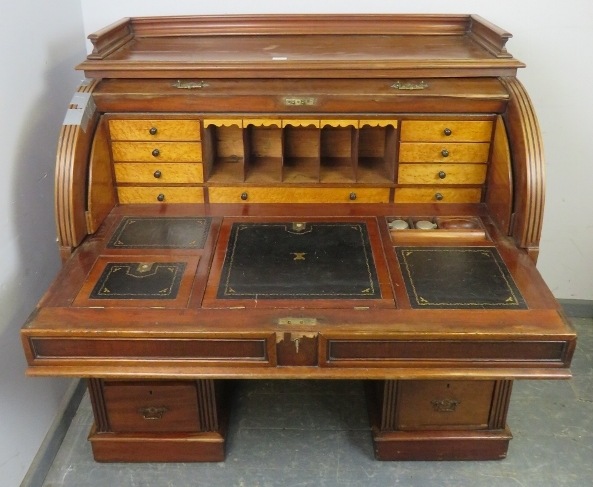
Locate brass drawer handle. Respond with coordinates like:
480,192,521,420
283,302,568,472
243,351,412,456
438,171,446,179
152,148,160,157
241,192,248,201
349,192,357,201
149,127,158,135
138,406,168,420
435,192,444,201
157,193,165,202
444,128,452,136
441,149,449,157
153,170,162,179
431,399,460,412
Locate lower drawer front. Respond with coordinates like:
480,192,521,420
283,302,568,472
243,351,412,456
397,380,495,430
394,187,482,203
117,186,204,203
114,163,204,183
398,164,487,185
208,186,390,203
103,381,200,433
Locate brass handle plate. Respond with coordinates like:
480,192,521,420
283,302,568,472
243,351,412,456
430,399,460,412
138,406,168,420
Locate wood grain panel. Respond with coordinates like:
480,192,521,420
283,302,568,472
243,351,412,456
114,163,204,183
208,186,390,203
398,164,487,184
112,142,202,162
399,143,490,163
394,187,482,203
400,121,493,142
117,186,204,204
109,119,201,141
486,116,513,235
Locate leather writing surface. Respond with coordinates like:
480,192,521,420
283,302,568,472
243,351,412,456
90,262,187,300
395,247,527,309
217,222,381,299
107,217,211,249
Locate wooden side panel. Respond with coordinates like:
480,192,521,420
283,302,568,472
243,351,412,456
55,80,101,254
86,116,116,234
88,379,110,432
486,116,514,235
500,77,545,260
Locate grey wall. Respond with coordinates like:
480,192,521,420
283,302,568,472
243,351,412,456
0,1,86,485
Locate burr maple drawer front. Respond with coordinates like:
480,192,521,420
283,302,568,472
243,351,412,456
114,163,204,183
112,142,202,162
396,380,495,430
117,186,205,204
399,143,490,163
394,187,482,203
400,121,494,142
398,164,487,185
208,186,391,203
109,120,201,141
103,381,201,433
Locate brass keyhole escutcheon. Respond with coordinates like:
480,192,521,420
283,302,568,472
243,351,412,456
138,406,168,420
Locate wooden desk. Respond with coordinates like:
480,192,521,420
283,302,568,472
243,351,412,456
21,14,575,462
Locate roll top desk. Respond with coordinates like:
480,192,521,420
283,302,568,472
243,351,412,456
22,14,576,462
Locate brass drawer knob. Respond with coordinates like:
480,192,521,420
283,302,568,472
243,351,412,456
157,193,165,202
241,192,248,201
149,127,158,135
152,148,160,157
441,149,449,157
444,128,452,136
153,170,161,178
349,192,357,200
435,192,444,201
438,171,446,179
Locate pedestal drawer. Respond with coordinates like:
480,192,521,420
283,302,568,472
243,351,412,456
399,143,490,163
396,380,495,430
103,381,201,433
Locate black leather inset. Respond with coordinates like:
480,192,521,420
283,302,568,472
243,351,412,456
395,247,527,309
90,262,187,299
217,222,381,299
107,217,211,249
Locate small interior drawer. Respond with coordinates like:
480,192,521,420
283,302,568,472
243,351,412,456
103,380,201,433
396,380,495,430
400,121,493,142
398,164,487,185
112,142,203,162
208,186,391,204
114,163,204,184
109,119,201,141
117,186,205,204
398,143,490,163
394,187,482,203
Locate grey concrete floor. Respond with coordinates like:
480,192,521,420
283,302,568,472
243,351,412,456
42,318,593,487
